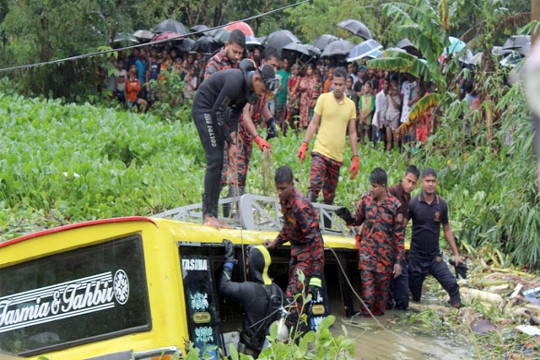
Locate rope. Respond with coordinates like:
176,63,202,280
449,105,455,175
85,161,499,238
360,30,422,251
0,0,309,74
328,247,398,334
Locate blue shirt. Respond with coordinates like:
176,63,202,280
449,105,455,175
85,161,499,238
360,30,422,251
136,59,145,85
407,192,449,259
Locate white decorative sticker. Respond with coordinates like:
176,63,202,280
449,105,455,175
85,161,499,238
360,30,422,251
0,270,129,333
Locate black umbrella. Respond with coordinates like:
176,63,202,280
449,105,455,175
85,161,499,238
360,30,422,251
191,24,210,33
321,39,354,57
306,44,321,57
395,38,423,58
176,38,195,53
191,35,221,54
337,19,372,40
313,34,339,50
265,30,300,51
154,19,188,35
282,42,311,56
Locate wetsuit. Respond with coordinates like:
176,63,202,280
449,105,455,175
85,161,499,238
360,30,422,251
219,245,285,356
192,68,252,218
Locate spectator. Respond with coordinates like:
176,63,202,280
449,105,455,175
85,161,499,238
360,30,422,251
116,60,127,103
347,62,358,84
373,78,390,145
324,67,334,93
311,70,323,118
286,64,301,131
135,51,146,86
125,65,148,112
399,74,417,127
345,75,358,109
298,64,317,129
385,83,402,151
276,58,290,135
353,65,369,97
358,82,375,146
183,65,198,99
145,48,160,83
367,67,379,95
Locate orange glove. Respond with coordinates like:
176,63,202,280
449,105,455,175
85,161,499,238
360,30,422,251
254,135,271,152
297,141,309,162
350,155,359,179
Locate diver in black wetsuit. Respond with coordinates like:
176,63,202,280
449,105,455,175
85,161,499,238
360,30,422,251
193,61,278,228
219,239,286,357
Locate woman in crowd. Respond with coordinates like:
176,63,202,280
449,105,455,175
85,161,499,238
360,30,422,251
286,64,301,131
298,64,317,129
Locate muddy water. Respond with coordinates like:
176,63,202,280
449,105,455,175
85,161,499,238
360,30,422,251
333,310,473,360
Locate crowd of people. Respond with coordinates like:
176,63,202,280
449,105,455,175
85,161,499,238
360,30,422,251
103,29,441,153
190,29,466,357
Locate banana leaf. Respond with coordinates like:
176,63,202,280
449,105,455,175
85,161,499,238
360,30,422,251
394,93,443,138
367,57,410,73
408,93,443,122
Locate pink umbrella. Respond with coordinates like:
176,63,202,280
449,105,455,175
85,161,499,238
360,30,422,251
151,31,181,42
224,21,255,36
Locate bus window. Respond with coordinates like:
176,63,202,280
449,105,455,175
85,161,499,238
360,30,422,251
0,234,151,356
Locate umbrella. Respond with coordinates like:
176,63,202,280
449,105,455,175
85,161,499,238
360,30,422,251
213,28,231,44
191,24,210,33
224,21,255,36
133,30,154,41
176,38,195,53
502,35,531,56
245,35,263,48
444,36,466,55
313,34,339,50
346,39,382,62
112,32,138,45
306,44,321,57
265,30,300,51
395,38,423,58
282,42,311,57
154,19,187,35
152,31,181,42
337,19,372,40
191,35,221,54
321,39,354,57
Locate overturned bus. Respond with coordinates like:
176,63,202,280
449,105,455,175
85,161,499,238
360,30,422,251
0,195,359,359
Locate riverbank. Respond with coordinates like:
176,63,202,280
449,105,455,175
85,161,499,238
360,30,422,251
334,254,540,359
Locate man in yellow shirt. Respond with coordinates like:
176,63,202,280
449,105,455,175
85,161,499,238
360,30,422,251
297,66,359,205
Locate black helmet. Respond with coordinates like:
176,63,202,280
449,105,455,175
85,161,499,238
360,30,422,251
259,64,279,92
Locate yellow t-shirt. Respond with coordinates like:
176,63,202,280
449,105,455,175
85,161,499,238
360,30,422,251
312,92,357,162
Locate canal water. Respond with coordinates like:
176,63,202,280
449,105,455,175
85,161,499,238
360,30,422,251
333,310,473,359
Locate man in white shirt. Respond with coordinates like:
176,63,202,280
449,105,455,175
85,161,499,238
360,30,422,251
400,74,417,125
373,79,389,144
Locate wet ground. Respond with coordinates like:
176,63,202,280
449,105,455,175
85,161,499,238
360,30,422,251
334,310,473,360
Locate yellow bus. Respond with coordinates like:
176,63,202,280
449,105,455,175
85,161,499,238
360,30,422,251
0,196,358,360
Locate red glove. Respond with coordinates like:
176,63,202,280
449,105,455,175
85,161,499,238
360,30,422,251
254,135,271,152
350,155,359,179
297,141,309,162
